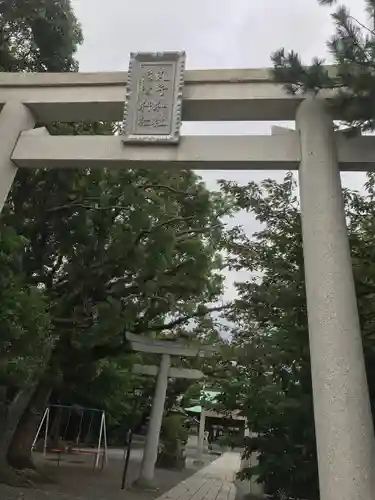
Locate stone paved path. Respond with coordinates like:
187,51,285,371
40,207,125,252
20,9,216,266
156,453,241,500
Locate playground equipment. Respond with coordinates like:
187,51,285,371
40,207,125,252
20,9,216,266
32,404,108,469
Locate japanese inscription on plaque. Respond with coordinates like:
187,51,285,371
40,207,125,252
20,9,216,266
122,51,186,144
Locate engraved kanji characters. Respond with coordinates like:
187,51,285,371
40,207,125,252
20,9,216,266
138,100,167,112
139,78,152,96
137,114,167,128
151,115,168,127
155,69,170,82
136,64,172,130
155,83,168,96
145,68,154,81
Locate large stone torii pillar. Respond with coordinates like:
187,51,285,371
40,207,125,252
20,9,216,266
127,332,213,487
297,97,375,500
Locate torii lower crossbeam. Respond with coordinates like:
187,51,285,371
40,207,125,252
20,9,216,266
11,130,375,172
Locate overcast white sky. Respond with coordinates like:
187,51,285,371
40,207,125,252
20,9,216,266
71,0,369,302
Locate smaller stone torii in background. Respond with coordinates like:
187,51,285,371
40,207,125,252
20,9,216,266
126,332,215,487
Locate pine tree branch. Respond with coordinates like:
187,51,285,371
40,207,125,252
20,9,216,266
331,7,372,64
348,15,375,36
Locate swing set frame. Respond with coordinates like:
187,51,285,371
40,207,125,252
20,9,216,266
32,404,108,469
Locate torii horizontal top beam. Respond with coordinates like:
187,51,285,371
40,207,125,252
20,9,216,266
133,364,204,379
12,130,375,172
126,332,216,357
0,67,333,123
202,409,246,421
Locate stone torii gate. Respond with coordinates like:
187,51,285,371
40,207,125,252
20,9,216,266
0,52,375,500
126,332,213,486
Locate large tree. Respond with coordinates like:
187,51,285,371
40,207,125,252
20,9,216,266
1,70,230,478
218,173,375,499
0,0,82,481
0,0,82,72
5,157,230,471
0,225,51,481
0,0,231,479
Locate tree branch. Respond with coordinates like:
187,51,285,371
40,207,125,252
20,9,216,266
139,184,195,197
176,224,221,240
137,304,229,333
106,259,196,293
348,15,375,36
46,203,132,213
131,216,197,246
52,317,91,328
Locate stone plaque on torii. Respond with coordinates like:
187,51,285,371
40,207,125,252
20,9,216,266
126,332,215,486
122,51,185,144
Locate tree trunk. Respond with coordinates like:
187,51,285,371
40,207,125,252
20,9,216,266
7,381,51,470
0,385,36,485
0,386,35,462
0,386,8,461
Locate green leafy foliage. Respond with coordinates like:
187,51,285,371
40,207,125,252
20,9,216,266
157,413,189,470
0,0,82,392
218,173,375,499
64,354,153,438
0,0,231,472
5,164,230,389
265,4,375,491
0,0,84,475
0,225,51,386
0,0,82,72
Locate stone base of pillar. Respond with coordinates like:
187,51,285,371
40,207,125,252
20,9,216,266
193,458,205,466
131,477,160,491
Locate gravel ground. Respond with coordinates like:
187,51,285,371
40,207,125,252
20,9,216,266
0,448,215,500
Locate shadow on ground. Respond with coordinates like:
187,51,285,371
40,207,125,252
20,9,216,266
0,442,216,500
